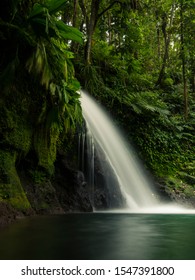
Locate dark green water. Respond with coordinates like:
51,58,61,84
0,213,195,260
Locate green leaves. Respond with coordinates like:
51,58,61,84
28,3,46,18
26,0,83,121
1,0,83,136
29,0,68,18
122,91,170,116
46,0,68,15
55,21,83,43
26,42,52,89
29,3,83,43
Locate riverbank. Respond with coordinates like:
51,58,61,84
0,202,23,228
1,185,195,230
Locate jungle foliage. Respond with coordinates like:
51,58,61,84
0,0,83,209
0,0,195,209
67,0,195,189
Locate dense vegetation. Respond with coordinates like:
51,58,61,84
0,0,194,215
73,0,195,198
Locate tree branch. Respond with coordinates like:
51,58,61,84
97,0,122,21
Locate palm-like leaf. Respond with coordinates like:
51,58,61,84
1,0,83,131
123,91,170,117
46,0,68,14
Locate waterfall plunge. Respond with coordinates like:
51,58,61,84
80,90,158,210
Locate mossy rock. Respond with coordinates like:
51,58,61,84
0,150,31,210
0,107,32,154
24,179,62,214
34,126,60,175
165,175,195,199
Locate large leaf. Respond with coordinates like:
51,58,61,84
30,17,56,37
56,21,83,43
29,3,46,18
30,16,83,43
29,0,68,18
46,0,68,14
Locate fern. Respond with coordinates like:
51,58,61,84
122,91,170,117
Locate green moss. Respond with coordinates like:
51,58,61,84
166,175,195,198
34,125,60,175
29,169,47,184
0,107,32,154
0,150,31,210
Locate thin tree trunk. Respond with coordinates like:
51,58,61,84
189,56,195,93
155,6,161,61
85,0,100,65
71,0,79,52
79,0,120,65
156,2,175,86
192,73,195,93
180,0,188,119
108,12,112,44
73,0,78,27
157,25,161,59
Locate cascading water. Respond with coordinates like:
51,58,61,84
80,90,158,210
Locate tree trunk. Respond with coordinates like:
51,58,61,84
156,2,175,86
189,56,195,93
71,0,79,53
108,12,112,44
157,25,161,59
73,0,78,27
192,73,195,93
85,0,100,65
79,0,121,65
180,0,188,120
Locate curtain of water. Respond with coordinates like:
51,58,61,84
78,124,95,208
80,90,158,210
86,127,95,207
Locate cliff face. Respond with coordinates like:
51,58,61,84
20,155,93,215
0,75,92,227
0,90,35,214
0,148,93,228
0,0,88,225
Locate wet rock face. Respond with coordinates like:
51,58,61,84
94,170,126,210
17,152,93,215
154,179,195,209
0,202,19,228
78,124,127,211
93,150,126,210
53,156,93,212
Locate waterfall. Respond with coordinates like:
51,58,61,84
80,90,158,210
78,125,95,208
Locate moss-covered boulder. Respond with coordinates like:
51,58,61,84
0,107,32,154
0,150,31,211
34,125,60,175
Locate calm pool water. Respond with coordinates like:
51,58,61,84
0,213,195,260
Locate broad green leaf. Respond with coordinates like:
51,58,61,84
63,88,69,104
56,21,83,43
29,3,46,18
46,0,68,14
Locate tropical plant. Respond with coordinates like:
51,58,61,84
0,0,84,176
0,0,83,130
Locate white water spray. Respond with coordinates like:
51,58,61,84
80,90,159,210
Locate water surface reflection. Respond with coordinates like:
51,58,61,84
0,213,195,259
